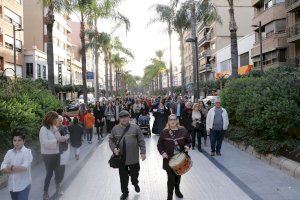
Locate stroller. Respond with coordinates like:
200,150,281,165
138,113,151,137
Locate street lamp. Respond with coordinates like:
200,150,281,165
1,67,15,78
186,37,200,101
252,21,264,76
13,25,23,79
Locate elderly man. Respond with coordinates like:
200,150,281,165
206,98,229,156
109,110,146,200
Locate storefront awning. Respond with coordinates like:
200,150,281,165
215,65,253,80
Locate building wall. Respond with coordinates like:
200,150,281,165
0,0,24,77
24,48,47,80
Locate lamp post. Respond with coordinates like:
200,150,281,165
13,25,23,79
252,21,263,76
1,68,15,78
186,37,200,101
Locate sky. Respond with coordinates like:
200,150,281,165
99,0,182,77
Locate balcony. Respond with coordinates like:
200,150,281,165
199,64,212,73
252,3,286,28
287,22,300,43
198,34,211,47
200,49,211,58
251,33,288,57
197,23,210,34
286,0,300,12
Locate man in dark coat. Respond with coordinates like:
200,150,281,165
68,117,84,160
182,102,193,134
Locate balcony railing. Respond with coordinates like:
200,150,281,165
198,34,211,47
286,0,300,12
287,22,300,42
200,50,211,58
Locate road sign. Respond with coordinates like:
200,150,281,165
87,72,94,80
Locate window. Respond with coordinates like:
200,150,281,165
277,49,286,62
220,59,231,72
43,65,47,79
26,63,33,78
4,35,22,51
264,0,273,10
240,52,250,66
3,7,22,28
211,42,216,50
37,64,41,78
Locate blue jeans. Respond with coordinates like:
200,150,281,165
10,184,31,200
210,130,225,153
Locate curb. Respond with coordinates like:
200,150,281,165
224,138,300,180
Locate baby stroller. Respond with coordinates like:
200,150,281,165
138,113,151,137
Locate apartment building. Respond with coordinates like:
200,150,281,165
286,0,300,66
183,31,193,92
198,0,254,81
23,0,72,84
251,0,288,68
0,0,24,77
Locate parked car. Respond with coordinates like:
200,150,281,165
203,96,220,105
66,100,80,112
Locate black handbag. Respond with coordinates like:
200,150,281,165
195,121,205,131
109,124,131,168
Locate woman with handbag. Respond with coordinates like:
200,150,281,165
105,101,116,133
93,101,105,140
39,112,69,200
191,103,204,151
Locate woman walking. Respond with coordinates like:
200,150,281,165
78,103,88,141
69,117,84,160
191,103,204,151
199,101,208,146
39,111,69,200
105,101,116,133
93,101,105,140
152,100,169,135
182,102,193,137
157,114,191,200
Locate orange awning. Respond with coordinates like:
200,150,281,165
215,65,253,80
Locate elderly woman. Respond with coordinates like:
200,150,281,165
152,99,170,135
105,101,116,133
39,111,69,200
191,103,204,151
157,114,191,200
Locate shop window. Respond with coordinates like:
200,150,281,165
26,63,33,78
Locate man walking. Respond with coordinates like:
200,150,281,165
206,98,229,156
109,110,146,200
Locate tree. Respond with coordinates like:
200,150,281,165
39,0,69,94
227,0,238,79
149,3,176,96
110,53,128,95
69,0,94,104
87,0,130,100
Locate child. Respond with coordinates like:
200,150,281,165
1,130,33,200
84,109,95,144
138,108,150,126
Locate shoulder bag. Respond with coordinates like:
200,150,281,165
108,124,131,168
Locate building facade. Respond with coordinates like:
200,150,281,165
23,0,71,84
286,0,300,67
23,46,47,80
215,33,255,78
0,0,24,77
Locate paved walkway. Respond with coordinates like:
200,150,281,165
61,136,252,200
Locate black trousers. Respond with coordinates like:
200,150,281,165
166,168,181,196
42,154,60,192
192,129,202,149
96,126,103,138
118,163,140,195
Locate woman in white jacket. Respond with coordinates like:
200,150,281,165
206,99,229,156
39,111,69,200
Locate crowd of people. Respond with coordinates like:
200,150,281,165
0,93,229,200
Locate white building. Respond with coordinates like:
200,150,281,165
215,33,255,78
23,47,47,80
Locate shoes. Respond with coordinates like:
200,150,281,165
134,184,140,193
175,189,183,198
88,141,92,144
211,152,215,156
120,194,128,200
56,183,63,195
43,192,49,200
75,155,79,160
216,152,221,156
192,147,195,150
197,148,202,152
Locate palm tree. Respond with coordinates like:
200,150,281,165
70,0,94,104
149,3,176,95
87,0,130,100
39,0,68,94
110,53,128,95
227,0,238,79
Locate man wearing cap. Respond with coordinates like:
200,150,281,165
109,110,146,200
206,98,229,156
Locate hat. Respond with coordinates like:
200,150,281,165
119,110,130,118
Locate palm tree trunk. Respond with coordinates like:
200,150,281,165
94,19,100,101
104,51,109,97
179,32,186,95
159,73,163,90
109,55,113,95
168,28,173,96
80,12,88,104
46,4,55,94
228,0,238,79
